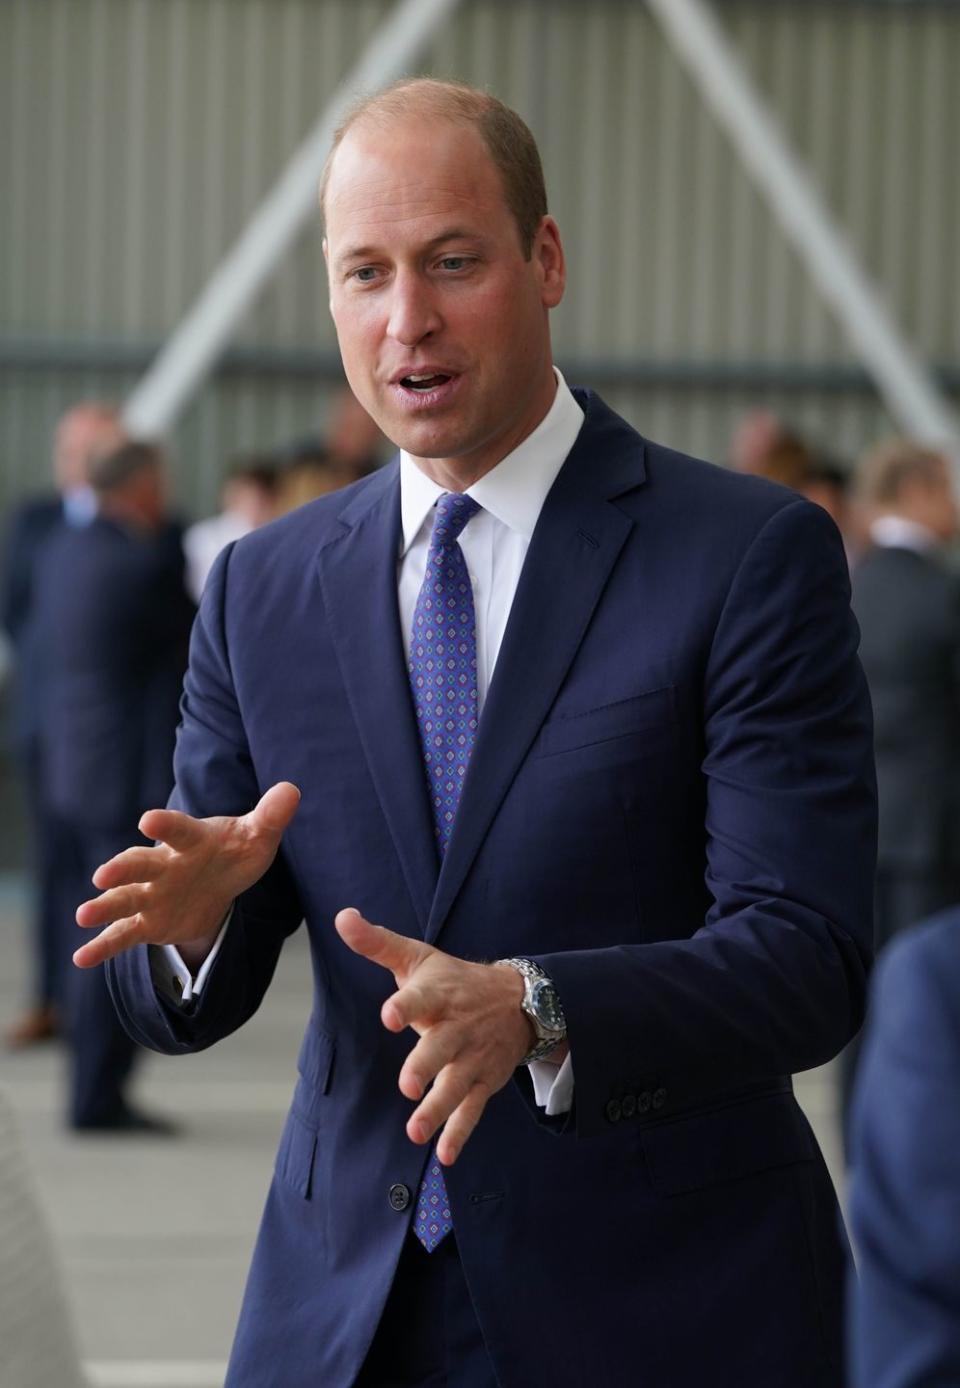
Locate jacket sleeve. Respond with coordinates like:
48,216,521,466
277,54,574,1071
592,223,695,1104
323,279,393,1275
848,919,960,1388
106,542,304,1055
534,498,877,1138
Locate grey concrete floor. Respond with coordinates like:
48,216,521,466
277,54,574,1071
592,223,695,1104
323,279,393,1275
0,874,845,1388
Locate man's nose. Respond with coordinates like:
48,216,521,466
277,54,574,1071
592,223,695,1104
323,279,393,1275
386,272,442,346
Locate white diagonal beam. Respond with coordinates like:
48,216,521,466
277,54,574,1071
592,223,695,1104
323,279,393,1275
123,0,464,438
646,0,959,451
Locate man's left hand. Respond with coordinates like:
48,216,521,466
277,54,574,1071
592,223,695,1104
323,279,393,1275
335,907,534,1165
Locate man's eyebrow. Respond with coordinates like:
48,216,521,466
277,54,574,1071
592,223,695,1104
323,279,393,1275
334,228,486,266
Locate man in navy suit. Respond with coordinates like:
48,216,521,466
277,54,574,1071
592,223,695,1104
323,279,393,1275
39,441,194,1128
77,80,875,1385
1,402,126,1047
848,911,960,1387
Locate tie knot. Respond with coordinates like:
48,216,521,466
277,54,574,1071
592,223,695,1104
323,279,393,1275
432,492,481,547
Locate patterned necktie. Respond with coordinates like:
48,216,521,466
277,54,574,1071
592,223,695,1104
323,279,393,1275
407,491,481,1251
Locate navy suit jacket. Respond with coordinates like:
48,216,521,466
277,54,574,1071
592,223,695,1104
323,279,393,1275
849,911,960,1387
108,392,876,1388
1,494,67,748
36,515,195,832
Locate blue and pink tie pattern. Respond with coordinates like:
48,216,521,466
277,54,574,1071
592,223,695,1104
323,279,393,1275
408,491,480,1251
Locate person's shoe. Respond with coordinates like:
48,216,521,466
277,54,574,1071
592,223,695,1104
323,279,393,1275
70,1105,180,1137
5,1003,59,1049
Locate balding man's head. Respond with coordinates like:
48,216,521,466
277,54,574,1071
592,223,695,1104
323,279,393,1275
320,78,548,259
54,402,127,493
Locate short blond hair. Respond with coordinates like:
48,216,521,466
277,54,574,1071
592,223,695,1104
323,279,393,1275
856,438,949,507
319,78,548,259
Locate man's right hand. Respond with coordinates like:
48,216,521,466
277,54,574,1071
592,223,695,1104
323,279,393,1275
73,781,301,970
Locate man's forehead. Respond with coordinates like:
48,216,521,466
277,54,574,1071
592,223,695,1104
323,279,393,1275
325,117,502,232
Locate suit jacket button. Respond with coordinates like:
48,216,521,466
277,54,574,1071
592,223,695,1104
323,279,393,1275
652,1087,667,1111
620,1094,637,1119
637,1091,652,1114
605,1099,622,1124
388,1183,411,1211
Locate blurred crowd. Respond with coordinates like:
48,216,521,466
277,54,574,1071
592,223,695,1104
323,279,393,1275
1,390,383,1132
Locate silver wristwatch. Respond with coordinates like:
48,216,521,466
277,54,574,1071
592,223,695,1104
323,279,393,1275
496,957,567,1063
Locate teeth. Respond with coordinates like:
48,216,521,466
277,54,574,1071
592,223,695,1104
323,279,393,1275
407,374,436,382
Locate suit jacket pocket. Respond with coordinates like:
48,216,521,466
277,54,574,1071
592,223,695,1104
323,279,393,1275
275,1108,318,1199
537,686,677,758
297,1025,335,1096
641,1091,814,1195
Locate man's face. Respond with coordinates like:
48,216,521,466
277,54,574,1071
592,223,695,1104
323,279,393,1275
54,407,126,492
323,116,565,483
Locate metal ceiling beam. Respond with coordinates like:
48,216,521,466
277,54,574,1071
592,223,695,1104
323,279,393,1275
645,0,959,451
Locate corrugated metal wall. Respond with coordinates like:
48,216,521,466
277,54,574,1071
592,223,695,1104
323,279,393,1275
1,0,957,514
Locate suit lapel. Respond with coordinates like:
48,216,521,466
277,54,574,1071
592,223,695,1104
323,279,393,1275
316,464,438,935
426,394,645,943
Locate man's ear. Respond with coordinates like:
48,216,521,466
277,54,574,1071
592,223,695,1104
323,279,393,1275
535,217,565,310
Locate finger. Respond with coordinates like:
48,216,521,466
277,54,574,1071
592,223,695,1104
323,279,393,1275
76,885,149,930
435,1085,489,1167
73,916,144,969
92,846,163,890
398,1025,460,1099
335,908,430,979
384,979,445,1034
245,781,301,836
407,1064,475,1146
138,806,205,851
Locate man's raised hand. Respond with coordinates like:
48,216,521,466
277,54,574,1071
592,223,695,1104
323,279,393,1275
335,907,534,1166
73,782,302,970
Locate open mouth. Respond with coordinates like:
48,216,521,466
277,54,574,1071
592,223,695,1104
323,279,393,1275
400,373,453,391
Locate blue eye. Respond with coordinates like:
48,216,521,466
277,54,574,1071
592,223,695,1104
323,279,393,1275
438,257,469,271
352,266,378,283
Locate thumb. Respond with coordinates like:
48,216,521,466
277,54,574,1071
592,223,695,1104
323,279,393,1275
335,908,430,980
246,781,301,837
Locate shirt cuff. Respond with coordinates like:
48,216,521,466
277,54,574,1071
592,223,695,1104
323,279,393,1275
149,908,233,1009
527,1052,574,1115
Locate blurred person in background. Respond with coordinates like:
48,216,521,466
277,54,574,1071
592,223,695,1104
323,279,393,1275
730,409,860,562
184,456,278,603
1,402,126,1049
272,434,357,515
36,441,195,1131
325,381,385,480
728,406,790,475
848,908,960,1388
840,440,960,1134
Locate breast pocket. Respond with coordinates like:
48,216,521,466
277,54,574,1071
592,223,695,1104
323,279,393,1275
536,686,678,764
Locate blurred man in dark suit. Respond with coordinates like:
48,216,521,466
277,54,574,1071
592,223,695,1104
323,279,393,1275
853,441,960,953
840,440,960,1133
1,402,126,1047
848,908,960,1387
36,441,195,1130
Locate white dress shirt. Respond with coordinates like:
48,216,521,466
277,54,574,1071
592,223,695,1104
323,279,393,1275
869,514,941,555
160,369,584,1115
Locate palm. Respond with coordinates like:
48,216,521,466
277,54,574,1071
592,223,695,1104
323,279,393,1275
73,782,301,968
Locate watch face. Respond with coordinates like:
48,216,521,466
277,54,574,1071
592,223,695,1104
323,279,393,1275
530,977,564,1031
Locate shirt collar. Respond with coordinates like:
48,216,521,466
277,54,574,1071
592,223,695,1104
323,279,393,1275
398,368,584,556
869,514,941,554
